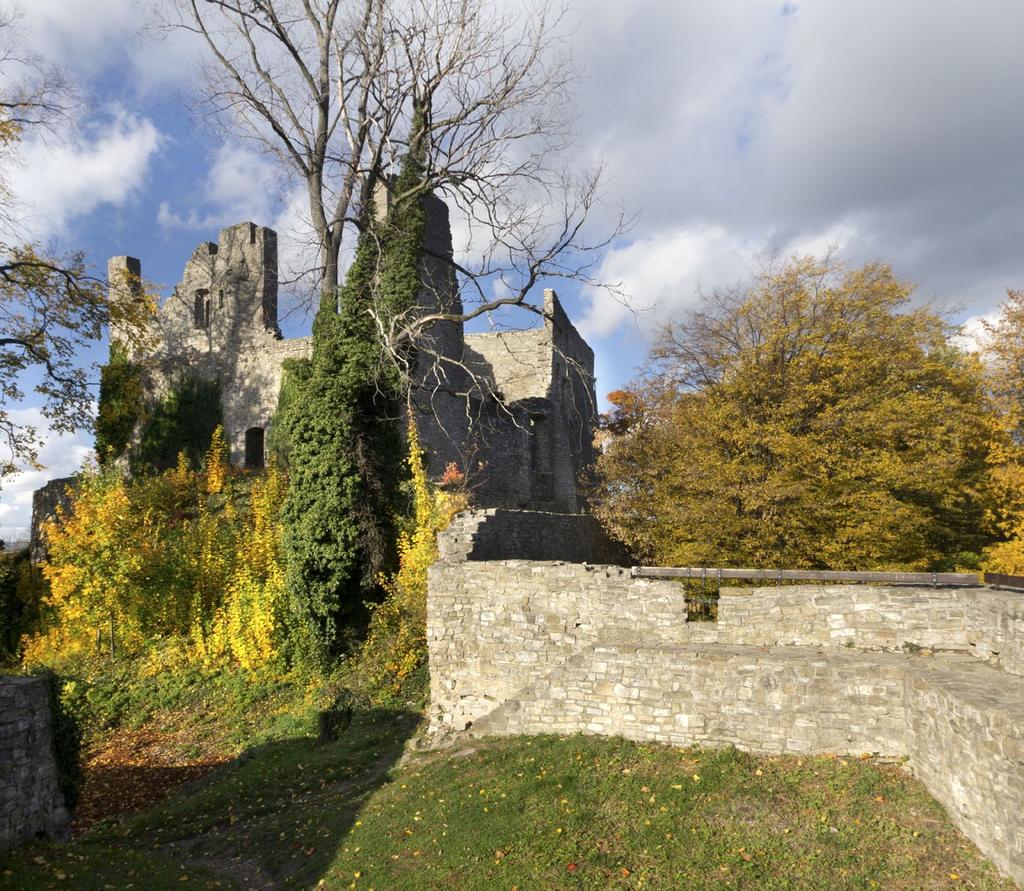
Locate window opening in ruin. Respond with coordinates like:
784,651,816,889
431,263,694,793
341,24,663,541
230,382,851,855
244,427,265,469
194,290,211,329
530,414,553,501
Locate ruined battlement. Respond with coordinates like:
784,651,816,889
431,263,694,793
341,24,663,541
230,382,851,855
107,198,598,511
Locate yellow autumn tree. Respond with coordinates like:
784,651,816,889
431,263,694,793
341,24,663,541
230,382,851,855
594,256,994,571
980,289,1024,573
359,422,468,702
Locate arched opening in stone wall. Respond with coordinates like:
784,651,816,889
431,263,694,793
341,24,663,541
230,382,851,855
529,413,553,502
194,289,211,329
244,427,265,469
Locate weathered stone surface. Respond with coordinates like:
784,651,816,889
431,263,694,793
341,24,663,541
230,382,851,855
427,549,1024,885
29,476,75,563
0,676,70,848
437,509,631,564
104,197,598,514
715,584,1024,676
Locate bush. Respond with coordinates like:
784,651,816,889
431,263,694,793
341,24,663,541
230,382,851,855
0,549,46,662
135,375,222,473
29,430,290,670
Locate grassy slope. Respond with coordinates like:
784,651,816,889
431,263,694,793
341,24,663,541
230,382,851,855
2,713,1013,891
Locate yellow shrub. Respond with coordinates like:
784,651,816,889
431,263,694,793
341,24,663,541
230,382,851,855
195,463,289,669
361,422,468,700
35,432,290,670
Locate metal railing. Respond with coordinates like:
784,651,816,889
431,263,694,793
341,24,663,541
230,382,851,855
631,566,982,587
982,572,1024,591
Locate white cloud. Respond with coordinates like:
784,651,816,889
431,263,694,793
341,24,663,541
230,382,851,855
952,310,1000,355
158,143,281,232
579,226,752,338
9,108,161,240
17,0,204,93
0,408,92,539
567,0,1024,343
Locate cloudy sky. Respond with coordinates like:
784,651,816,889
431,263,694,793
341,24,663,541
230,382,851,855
3,0,1024,535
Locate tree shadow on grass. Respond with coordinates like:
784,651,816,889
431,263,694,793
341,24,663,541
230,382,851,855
91,706,423,889
73,760,233,835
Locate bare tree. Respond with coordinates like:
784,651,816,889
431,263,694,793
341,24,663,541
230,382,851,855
168,0,627,321
0,11,152,484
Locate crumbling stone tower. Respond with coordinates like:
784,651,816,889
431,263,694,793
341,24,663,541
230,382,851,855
109,195,598,512
110,222,309,467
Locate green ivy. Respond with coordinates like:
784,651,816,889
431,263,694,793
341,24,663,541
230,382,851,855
281,112,430,667
36,669,84,813
267,357,312,469
95,341,144,464
134,375,222,473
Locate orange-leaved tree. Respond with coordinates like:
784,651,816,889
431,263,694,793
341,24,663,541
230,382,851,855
593,256,994,571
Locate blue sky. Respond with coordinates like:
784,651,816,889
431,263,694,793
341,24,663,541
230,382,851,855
5,0,1024,536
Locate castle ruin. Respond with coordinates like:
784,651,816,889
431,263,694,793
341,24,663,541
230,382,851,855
109,192,597,510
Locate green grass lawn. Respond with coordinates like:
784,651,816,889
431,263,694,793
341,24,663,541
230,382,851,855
2,713,1013,890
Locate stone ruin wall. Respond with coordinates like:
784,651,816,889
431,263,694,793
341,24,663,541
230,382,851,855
0,676,70,848
107,195,597,513
426,511,1024,885
29,477,75,563
110,222,295,467
462,290,597,512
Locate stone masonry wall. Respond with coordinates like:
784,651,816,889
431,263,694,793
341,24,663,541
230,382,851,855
0,676,70,848
714,584,1024,676
437,509,631,565
428,561,683,732
473,642,912,758
426,540,1024,884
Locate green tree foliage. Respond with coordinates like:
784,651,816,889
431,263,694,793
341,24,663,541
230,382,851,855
95,340,144,464
134,375,222,474
0,547,44,661
266,357,311,469
281,124,429,666
593,257,994,571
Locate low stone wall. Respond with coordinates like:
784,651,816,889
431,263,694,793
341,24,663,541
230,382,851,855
428,560,1024,732
428,561,683,732
715,584,1024,676
0,676,70,847
472,643,911,756
426,542,1024,884
906,658,1024,884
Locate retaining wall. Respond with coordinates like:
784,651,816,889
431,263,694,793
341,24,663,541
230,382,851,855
426,523,1024,884
0,676,70,848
